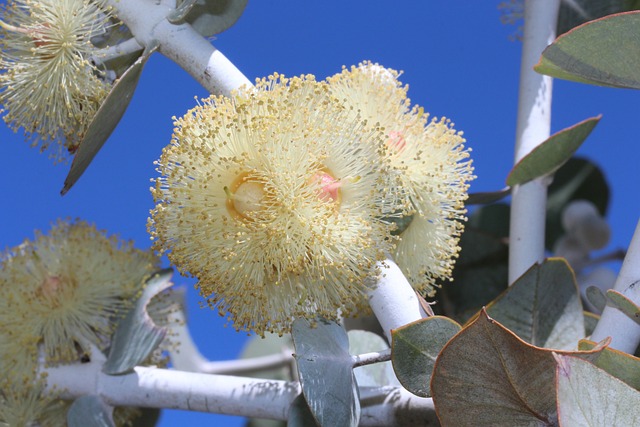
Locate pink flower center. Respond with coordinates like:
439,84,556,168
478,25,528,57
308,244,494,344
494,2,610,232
387,130,407,152
314,172,341,203
40,275,63,300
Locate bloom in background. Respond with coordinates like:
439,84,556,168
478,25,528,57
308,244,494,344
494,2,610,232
327,62,474,296
0,384,66,427
0,0,112,161
0,382,148,427
0,219,159,384
149,74,398,335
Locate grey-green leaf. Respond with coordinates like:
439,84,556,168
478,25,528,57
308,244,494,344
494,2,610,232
348,330,396,387
484,258,585,349
103,268,174,375
465,187,511,205
292,318,359,427
391,316,461,397
606,289,640,324
535,11,640,89
62,44,157,195
556,354,640,426
174,0,248,37
584,312,600,336
287,394,319,427
557,0,640,36
586,285,608,312
67,396,114,427
507,116,600,186
169,0,198,23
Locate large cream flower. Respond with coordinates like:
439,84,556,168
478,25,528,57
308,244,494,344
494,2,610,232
149,74,398,335
327,62,474,296
0,0,112,161
0,219,159,382
0,384,66,427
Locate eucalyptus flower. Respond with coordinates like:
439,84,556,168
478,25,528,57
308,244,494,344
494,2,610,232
327,62,474,296
0,384,66,427
149,74,398,335
0,0,113,161
0,219,159,382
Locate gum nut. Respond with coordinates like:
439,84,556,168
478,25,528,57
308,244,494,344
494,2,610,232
561,200,600,233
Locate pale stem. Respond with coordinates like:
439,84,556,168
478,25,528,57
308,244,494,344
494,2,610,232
167,299,294,375
352,349,392,368
43,364,438,425
91,37,144,65
368,259,427,342
508,0,560,284
104,0,252,95
590,219,640,352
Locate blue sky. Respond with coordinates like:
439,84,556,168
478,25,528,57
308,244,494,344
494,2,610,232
0,2,638,426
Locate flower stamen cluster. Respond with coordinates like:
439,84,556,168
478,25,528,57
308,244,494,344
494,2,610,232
0,219,159,384
0,0,114,161
327,62,475,296
149,74,398,335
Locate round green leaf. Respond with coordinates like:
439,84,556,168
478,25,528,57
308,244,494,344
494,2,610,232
391,316,461,397
535,11,640,89
431,311,603,426
507,116,601,187
555,354,640,426
103,269,174,375
579,339,640,390
67,395,114,427
292,318,360,427
484,258,585,349
348,330,396,387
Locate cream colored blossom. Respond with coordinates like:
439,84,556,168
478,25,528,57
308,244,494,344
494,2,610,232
0,0,112,161
327,62,474,296
0,219,159,378
149,74,397,335
0,384,66,427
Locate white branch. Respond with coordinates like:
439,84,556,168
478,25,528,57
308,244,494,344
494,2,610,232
352,349,392,368
166,295,294,375
508,0,560,284
43,364,438,425
368,259,427,342
91,37,144,65
105,0,252,95
590,219,640,352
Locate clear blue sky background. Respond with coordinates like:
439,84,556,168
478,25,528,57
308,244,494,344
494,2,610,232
0,2,637,426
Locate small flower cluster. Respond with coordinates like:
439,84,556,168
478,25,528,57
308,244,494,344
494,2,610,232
0,219,162,425
150,65,474,336
0,0,114,161
327,62,474,296
150,74,396,335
